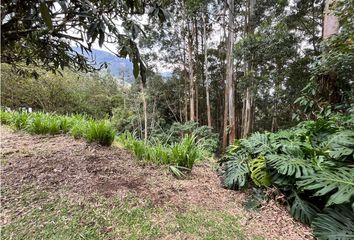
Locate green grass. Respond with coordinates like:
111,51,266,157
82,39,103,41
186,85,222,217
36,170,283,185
1,187,257,240
0,110,116,146
116,132,205,170
170,209,246,240
84,119,116,146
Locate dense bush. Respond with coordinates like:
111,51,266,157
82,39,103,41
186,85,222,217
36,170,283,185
220,108,354,239
0,64,121,119
0,110,116,146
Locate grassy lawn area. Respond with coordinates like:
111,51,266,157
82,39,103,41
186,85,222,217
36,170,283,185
1,186,257,240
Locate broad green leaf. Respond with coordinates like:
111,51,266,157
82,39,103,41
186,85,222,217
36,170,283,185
291,193,319,225
267,154,315,178
40,2,53,30
249,156,271,187
297,167,354,206
133,58,139,79
312,205,354,240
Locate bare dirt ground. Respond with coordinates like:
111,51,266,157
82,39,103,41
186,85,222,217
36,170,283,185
0,126,313,239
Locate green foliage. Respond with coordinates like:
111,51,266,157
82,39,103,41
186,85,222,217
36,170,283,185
84,120,116,146
290,193,319,225
11,111,29,129
312,205,354,240
0,110,12,124
1,65,120,119
249,156,271,187
117,133,206,172
170,135,199,169
297,168,354,207
27,113,61,135
0,110,116,146
151,121,219,155
220,110,354,236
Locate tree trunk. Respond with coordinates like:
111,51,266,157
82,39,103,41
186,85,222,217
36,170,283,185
194,18,199,123
321,0,340,105
223,0,235,148
188,20,196,122
323,0,339,39
141,83,148,141
241,0,256,138
203,13,212,128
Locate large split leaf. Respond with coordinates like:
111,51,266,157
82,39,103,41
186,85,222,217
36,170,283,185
291,193,319,225
222,154,250,190
312,205,354,240
297,167,354,206
267,154,315,178
328,130,354,160
249,156,271,187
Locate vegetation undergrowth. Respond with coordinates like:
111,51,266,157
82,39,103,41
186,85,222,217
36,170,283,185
0,110,115,146
219,107,354,239
116,131,210,177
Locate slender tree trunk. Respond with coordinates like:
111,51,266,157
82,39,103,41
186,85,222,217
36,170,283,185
271,73,280,132
188,20,196,121
194,18,199,123
323,0,339,39
203,13,212,128
223,0,236,148
141,83,148,141
241,0,256,138
321,0,340,105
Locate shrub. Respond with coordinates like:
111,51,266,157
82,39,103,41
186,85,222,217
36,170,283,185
220,111,354,239
84,119,116,146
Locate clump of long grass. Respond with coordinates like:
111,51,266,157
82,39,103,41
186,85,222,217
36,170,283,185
69,114,87,139
117,132,204,170
0,110,12,125
11,111,29,130
0,109,116,146
84,119,116,146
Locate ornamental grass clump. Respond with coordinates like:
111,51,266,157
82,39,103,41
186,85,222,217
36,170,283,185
84,119,116,146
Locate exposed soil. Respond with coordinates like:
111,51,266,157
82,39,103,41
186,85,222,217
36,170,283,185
0,126,313,239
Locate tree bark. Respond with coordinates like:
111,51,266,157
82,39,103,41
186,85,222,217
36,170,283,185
323,0,339,39
223,0,236,148
141,83,148,141
241,0,256,138
321,0,340,105
203,13,212,128
188,20,196,122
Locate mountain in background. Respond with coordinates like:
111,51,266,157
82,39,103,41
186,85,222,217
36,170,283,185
72,47,172,82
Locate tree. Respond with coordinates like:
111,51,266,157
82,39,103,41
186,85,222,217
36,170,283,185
1,0,168,79
223,0,236,148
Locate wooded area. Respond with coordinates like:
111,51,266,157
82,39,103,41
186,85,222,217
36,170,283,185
1,0,353,239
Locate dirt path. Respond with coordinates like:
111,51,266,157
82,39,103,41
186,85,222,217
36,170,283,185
0,126,312,239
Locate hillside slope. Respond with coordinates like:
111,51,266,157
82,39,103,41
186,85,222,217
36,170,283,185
0,126,312,239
